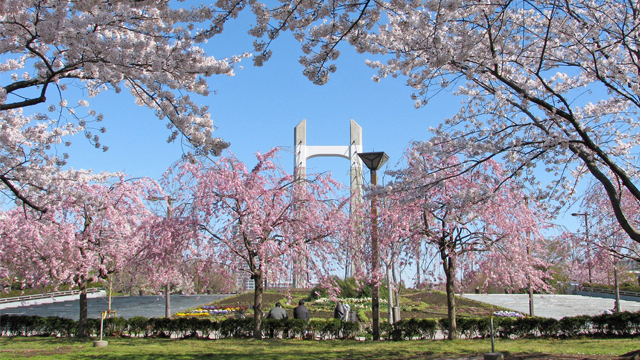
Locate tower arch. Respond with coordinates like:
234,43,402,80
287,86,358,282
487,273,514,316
293,119,364,285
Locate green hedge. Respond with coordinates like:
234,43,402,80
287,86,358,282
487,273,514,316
2,311,640,340
390,318,438,340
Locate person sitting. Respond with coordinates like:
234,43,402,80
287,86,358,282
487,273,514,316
334,300,345,320
267,302,288,319
293,300,310,323
294,299,311,338
343,302,351,322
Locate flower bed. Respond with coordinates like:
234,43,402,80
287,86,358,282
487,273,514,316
493,310,525,318
176,306,249,317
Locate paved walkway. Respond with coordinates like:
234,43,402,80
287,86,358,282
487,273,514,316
463,293,640,319
0,294,230,320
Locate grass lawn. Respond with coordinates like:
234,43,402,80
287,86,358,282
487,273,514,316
0,337,637,360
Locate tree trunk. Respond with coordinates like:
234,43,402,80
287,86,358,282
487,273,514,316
442,253,457,340
416,245,421,287
165,283,171,318
387,265,394,324
253,270,264,339
108,277,113,315
392,264,401,323
77,281,88,338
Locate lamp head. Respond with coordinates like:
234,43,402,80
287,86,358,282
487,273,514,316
358,152,389,171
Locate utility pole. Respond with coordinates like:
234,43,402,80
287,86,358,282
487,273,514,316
572,213,592,284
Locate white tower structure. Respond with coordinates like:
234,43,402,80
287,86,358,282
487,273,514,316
293,119,364,285
294,119,363,197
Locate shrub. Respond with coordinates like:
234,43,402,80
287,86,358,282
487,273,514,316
41,316,76,337
342,320,360,339
456,317,478,339
127,316,150,338
86,318,101,337
392,318,419,340
284,318,307,338
5,315,42,336
262,318,286,338
418,318,438,339
3,308,640,341
219,318,252,338
322,319,343,339
438,317,450,339
308,319,352,339
171,317,198,338
193,318,219,339
103,317,128,337
495,316,516,338
559,315,592,337
148,317,172,338
511,317,541,338
591,311,639,336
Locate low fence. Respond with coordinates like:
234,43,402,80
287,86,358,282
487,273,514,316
572,285,640,302
0,288,102,305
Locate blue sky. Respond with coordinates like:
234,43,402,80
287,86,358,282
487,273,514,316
61,11,460,189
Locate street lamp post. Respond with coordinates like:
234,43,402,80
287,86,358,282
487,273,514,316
571,212,592,284
357,151,389,342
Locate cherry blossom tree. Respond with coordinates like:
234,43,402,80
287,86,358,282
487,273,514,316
474,223,553,295
1,0,246,210
546,231,592,286
181,149,348,339
364,0,640,245
389,143,548,339
581,183,640,263
564,182,640,295
206,0,640,244
0,175,153,336
129,172,210,318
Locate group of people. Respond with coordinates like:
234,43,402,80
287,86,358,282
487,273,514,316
334,300,358,323
266,299,357,323
265,300,311,338
266,300,310,322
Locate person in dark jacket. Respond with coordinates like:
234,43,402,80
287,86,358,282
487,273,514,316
334,300,345,320
293,300,310,322
267,302,288,319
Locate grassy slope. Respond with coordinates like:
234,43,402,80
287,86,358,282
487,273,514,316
207,289,502,319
